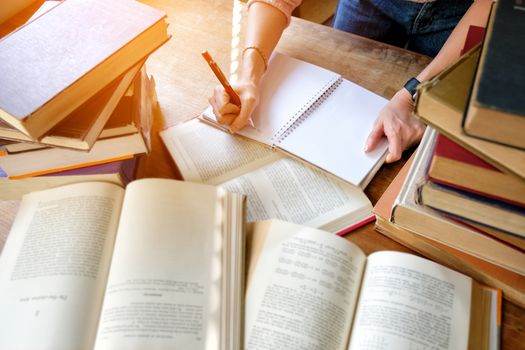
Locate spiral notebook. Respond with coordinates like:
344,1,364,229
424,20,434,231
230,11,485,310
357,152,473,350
202,53,389,188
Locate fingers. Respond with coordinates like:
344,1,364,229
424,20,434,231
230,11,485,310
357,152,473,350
209,86,240,126
365,117,384,152
385,130,403,163
230,94,256,133
209,81,259,133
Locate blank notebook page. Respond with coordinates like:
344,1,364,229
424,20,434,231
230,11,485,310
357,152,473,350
278,78,388,187
239,53,338,144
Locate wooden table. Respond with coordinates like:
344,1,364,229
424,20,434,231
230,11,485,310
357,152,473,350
139,1,523,348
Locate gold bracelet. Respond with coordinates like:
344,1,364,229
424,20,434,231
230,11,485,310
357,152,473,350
243,46,268,71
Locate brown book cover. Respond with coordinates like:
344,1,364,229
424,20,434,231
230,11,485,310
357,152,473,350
0,0,169,138
414,46,525,180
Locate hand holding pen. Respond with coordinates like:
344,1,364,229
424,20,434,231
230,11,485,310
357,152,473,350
203,50,258,133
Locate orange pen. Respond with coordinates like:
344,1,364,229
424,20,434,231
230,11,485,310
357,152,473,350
201,50,241,106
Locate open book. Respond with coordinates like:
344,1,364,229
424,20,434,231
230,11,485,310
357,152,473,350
161,119,374,235
0,180,245,350
246,220,500,350
201,52,389,188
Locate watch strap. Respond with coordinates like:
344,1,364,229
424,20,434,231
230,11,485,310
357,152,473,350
404,77,421,101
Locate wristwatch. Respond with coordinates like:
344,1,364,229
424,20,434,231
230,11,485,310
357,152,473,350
403,77,421,101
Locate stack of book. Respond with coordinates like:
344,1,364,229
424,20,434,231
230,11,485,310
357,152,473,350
0,0,169,198
374,15,525,307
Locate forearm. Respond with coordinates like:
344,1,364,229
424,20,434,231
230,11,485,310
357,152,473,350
240,2,289,84
416,0,492,82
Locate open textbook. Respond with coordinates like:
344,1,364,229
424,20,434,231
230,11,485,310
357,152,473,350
245,220,500,350
0,180,245,350
161,119,374,235
201,52,389,188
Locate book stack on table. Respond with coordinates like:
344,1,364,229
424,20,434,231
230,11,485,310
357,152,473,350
373,18,525,308
0,0,169,198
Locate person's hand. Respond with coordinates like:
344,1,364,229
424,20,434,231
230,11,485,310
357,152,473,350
209,79,260,133
365,88,426,163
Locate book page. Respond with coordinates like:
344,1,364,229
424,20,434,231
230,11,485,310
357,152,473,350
0,199,20,254
94,179,230,350
348,251,472,350
245,220,367,350
0,182,124,350
160,118,283,185
161,119,373,232
221,157,372,233
278,78,388,188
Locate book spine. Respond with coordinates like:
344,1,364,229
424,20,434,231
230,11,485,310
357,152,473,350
392,127,438,220
270,76,342,146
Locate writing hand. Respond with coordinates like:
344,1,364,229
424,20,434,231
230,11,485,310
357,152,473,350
365,89,425,163
209,79,260,133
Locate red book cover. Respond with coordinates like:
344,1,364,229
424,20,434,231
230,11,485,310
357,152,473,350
461,25,485,55
433,134,498,172
429,134,525,207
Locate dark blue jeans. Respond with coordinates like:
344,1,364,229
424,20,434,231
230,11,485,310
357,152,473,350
333,0,473,57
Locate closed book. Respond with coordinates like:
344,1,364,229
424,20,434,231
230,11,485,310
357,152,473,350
374,140,525,307
429,134,525,207
391,127,525,277
0,63,142,150
442,213,525,252
0,0,169,138
374,134,525,307
372,163,507,349
420,181,525,238
0,157,138,200
415,45,525,180
0,133,148,179
463,0,525,149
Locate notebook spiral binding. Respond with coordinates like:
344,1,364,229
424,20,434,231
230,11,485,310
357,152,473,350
270,76,343,147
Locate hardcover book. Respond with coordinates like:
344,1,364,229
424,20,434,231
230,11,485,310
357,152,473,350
463,0,525,149
391,128,525,277
0,0,169,138
428,134,525,207
0,63,142,151
419,181,525,238
0,133,148,179
415,46,525,180
373,153,525,307
0,157,138,200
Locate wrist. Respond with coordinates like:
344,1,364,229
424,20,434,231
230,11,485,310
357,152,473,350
239,49,266,85
394,87,414,105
